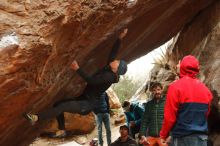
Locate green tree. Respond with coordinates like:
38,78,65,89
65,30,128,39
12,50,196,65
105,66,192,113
112,75,141,103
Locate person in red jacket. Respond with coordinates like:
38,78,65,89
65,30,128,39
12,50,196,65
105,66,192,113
159,55,213,146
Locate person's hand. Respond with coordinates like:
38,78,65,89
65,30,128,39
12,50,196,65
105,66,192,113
139,136,150,145
165,136,171,144
160,137,167,145
139,136,145,144
71,60,79,71
119,28,128,39
129,121,135,127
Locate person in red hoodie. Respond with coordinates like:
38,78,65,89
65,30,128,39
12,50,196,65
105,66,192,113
159,55,213,146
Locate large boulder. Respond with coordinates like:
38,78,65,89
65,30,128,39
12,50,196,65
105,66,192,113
0,0,218,145
107,88,121,109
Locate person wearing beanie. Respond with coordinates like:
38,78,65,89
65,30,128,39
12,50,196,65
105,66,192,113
159,55,213,146
24,28,128,138
111,125,138,146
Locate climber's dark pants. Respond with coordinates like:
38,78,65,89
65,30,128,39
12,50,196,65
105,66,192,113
38,96,96,130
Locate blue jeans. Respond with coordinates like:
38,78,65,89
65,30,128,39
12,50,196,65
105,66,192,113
171,134,208,146
95,113,111,146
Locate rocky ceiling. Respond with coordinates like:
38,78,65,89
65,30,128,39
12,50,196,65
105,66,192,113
0,0,219,146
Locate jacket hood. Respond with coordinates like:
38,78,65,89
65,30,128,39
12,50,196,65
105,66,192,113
180,55,199,78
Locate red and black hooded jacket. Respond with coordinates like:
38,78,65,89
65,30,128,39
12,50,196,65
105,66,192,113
160,55,213,138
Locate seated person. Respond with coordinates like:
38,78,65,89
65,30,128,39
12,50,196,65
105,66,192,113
111,125,138,146
122,100,144,138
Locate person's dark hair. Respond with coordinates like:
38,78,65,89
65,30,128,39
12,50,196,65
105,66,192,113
208,89,220,134
150,82,163,91
120,125,129,132
212,89,219,103
122,100,130,108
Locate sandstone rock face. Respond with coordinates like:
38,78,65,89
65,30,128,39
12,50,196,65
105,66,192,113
153,0,220,98
107,88,121,109
169,1,220,91
43,112,95,135
0,0,218,146
166,0,220,97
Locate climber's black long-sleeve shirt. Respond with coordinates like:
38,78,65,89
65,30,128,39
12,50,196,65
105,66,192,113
76,39,121,98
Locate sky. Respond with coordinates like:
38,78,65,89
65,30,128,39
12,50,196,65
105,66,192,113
126,41,170,82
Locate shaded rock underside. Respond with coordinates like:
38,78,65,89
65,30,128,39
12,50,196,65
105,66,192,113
0,0,219,146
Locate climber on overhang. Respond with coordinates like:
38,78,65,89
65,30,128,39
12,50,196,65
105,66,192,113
24,28,128,138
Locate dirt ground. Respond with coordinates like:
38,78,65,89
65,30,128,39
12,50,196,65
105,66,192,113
29,118,220,146
30,117,122,146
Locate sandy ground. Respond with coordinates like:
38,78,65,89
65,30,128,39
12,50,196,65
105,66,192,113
30,118,121,146
29,117,220,146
